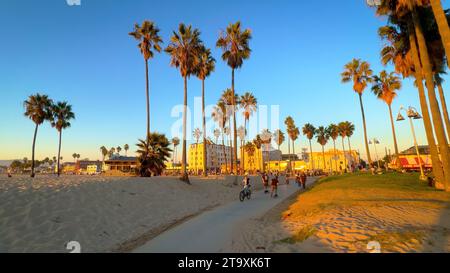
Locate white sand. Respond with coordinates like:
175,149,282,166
0,175,258,253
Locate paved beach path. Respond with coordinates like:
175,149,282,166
134,178,315,253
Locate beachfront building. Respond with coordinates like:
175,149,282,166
103,156,138,176
188,142,232,174
241,147,281,173
265,149,360,173
75,160,103,174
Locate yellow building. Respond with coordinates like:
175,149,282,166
265,149,360,173
188,142,232,173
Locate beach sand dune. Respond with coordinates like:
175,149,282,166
0,175,257,253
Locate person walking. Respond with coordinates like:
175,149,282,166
300,172,307,189
261,172,269,194
271,175,279,198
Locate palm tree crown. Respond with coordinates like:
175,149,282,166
129,20,163,61
372,70,402,106
341,58,373,95
24,94,53,125
50,102,75,132
216,21,252,69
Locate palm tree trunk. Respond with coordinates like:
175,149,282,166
182,76,190,183
243,119,247,174
292,139,296,172
309,139,314,170
430,0,450,69
388,104,400,167
358,93,372,166
231,68,238,174
342,137,347,172
57,130,62,177
278,144,281,173
322,145,326,171
222,132,227,174
437,82,450,141
145,59,150,138
408,21,446,185
31,124,38,178
333,139,337,173
228,119,233,173
287,137,291,173
413,10,450,189
202,79,207,177
348,137,353,171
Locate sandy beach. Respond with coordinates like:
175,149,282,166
232,173,450,253
0,174,261,253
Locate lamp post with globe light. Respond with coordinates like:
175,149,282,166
396,106,427,181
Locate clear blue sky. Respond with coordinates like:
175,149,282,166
1,0,448,161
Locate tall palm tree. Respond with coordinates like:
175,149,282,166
220,88,240,172
165,23,202,183
237,125,246,173
372,70,402,165
341,58,373,166
129,21,163,138
253,134,263,172
378,20,445,185
195,45,215,177
24,93,53,177
217,21,252,174
284,116,295,173
273,129,285,172
212,102,229,174
375,0,450,188
76,154,81,161
302,123,316,170
117,146,122,156
345,122,356,163
240,92,257,172
289,127,300,172
193,128,202,175
213,129,221,144
124,144,129,157
171,137,180,164
109,147,116,159
100,146,108,167
429,0,450,69
338,121,355,171
261,129,272,172
72,153,77,163
136,132,172,177
316,126,330,172
50,101,75,177
328,124,340,173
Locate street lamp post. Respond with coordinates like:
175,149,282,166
397,106,427,181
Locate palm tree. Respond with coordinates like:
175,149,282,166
284,116,295,173
117,146,122,156
129,21,163,138
220,88,240,172
109,147,116,159
76,154,81,161
261,129,272,172
341,58,373,166
253,135,263,172
289,127,300,172
338,121,354,172
375,1,450,188
344,122,356,164
196,46,215,177
372,70,402,166
429,0,450,69
240,92,258,141
244,142,256,172
273,129,285,172
192,128,202,175
171,137,180,164
136,132,172,177
123,144,129,157
100,146,108,164
316,126,330,172
24,93,53,177
72,153,77,163
212,102,229,174
237,125,246,173
50,101,75,177
165,23,203,183
217,21,252,175
302,123,316,170
213,129,221,144
377,18,445,186
328,124,340,173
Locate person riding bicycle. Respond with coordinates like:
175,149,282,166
242,175,251,194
